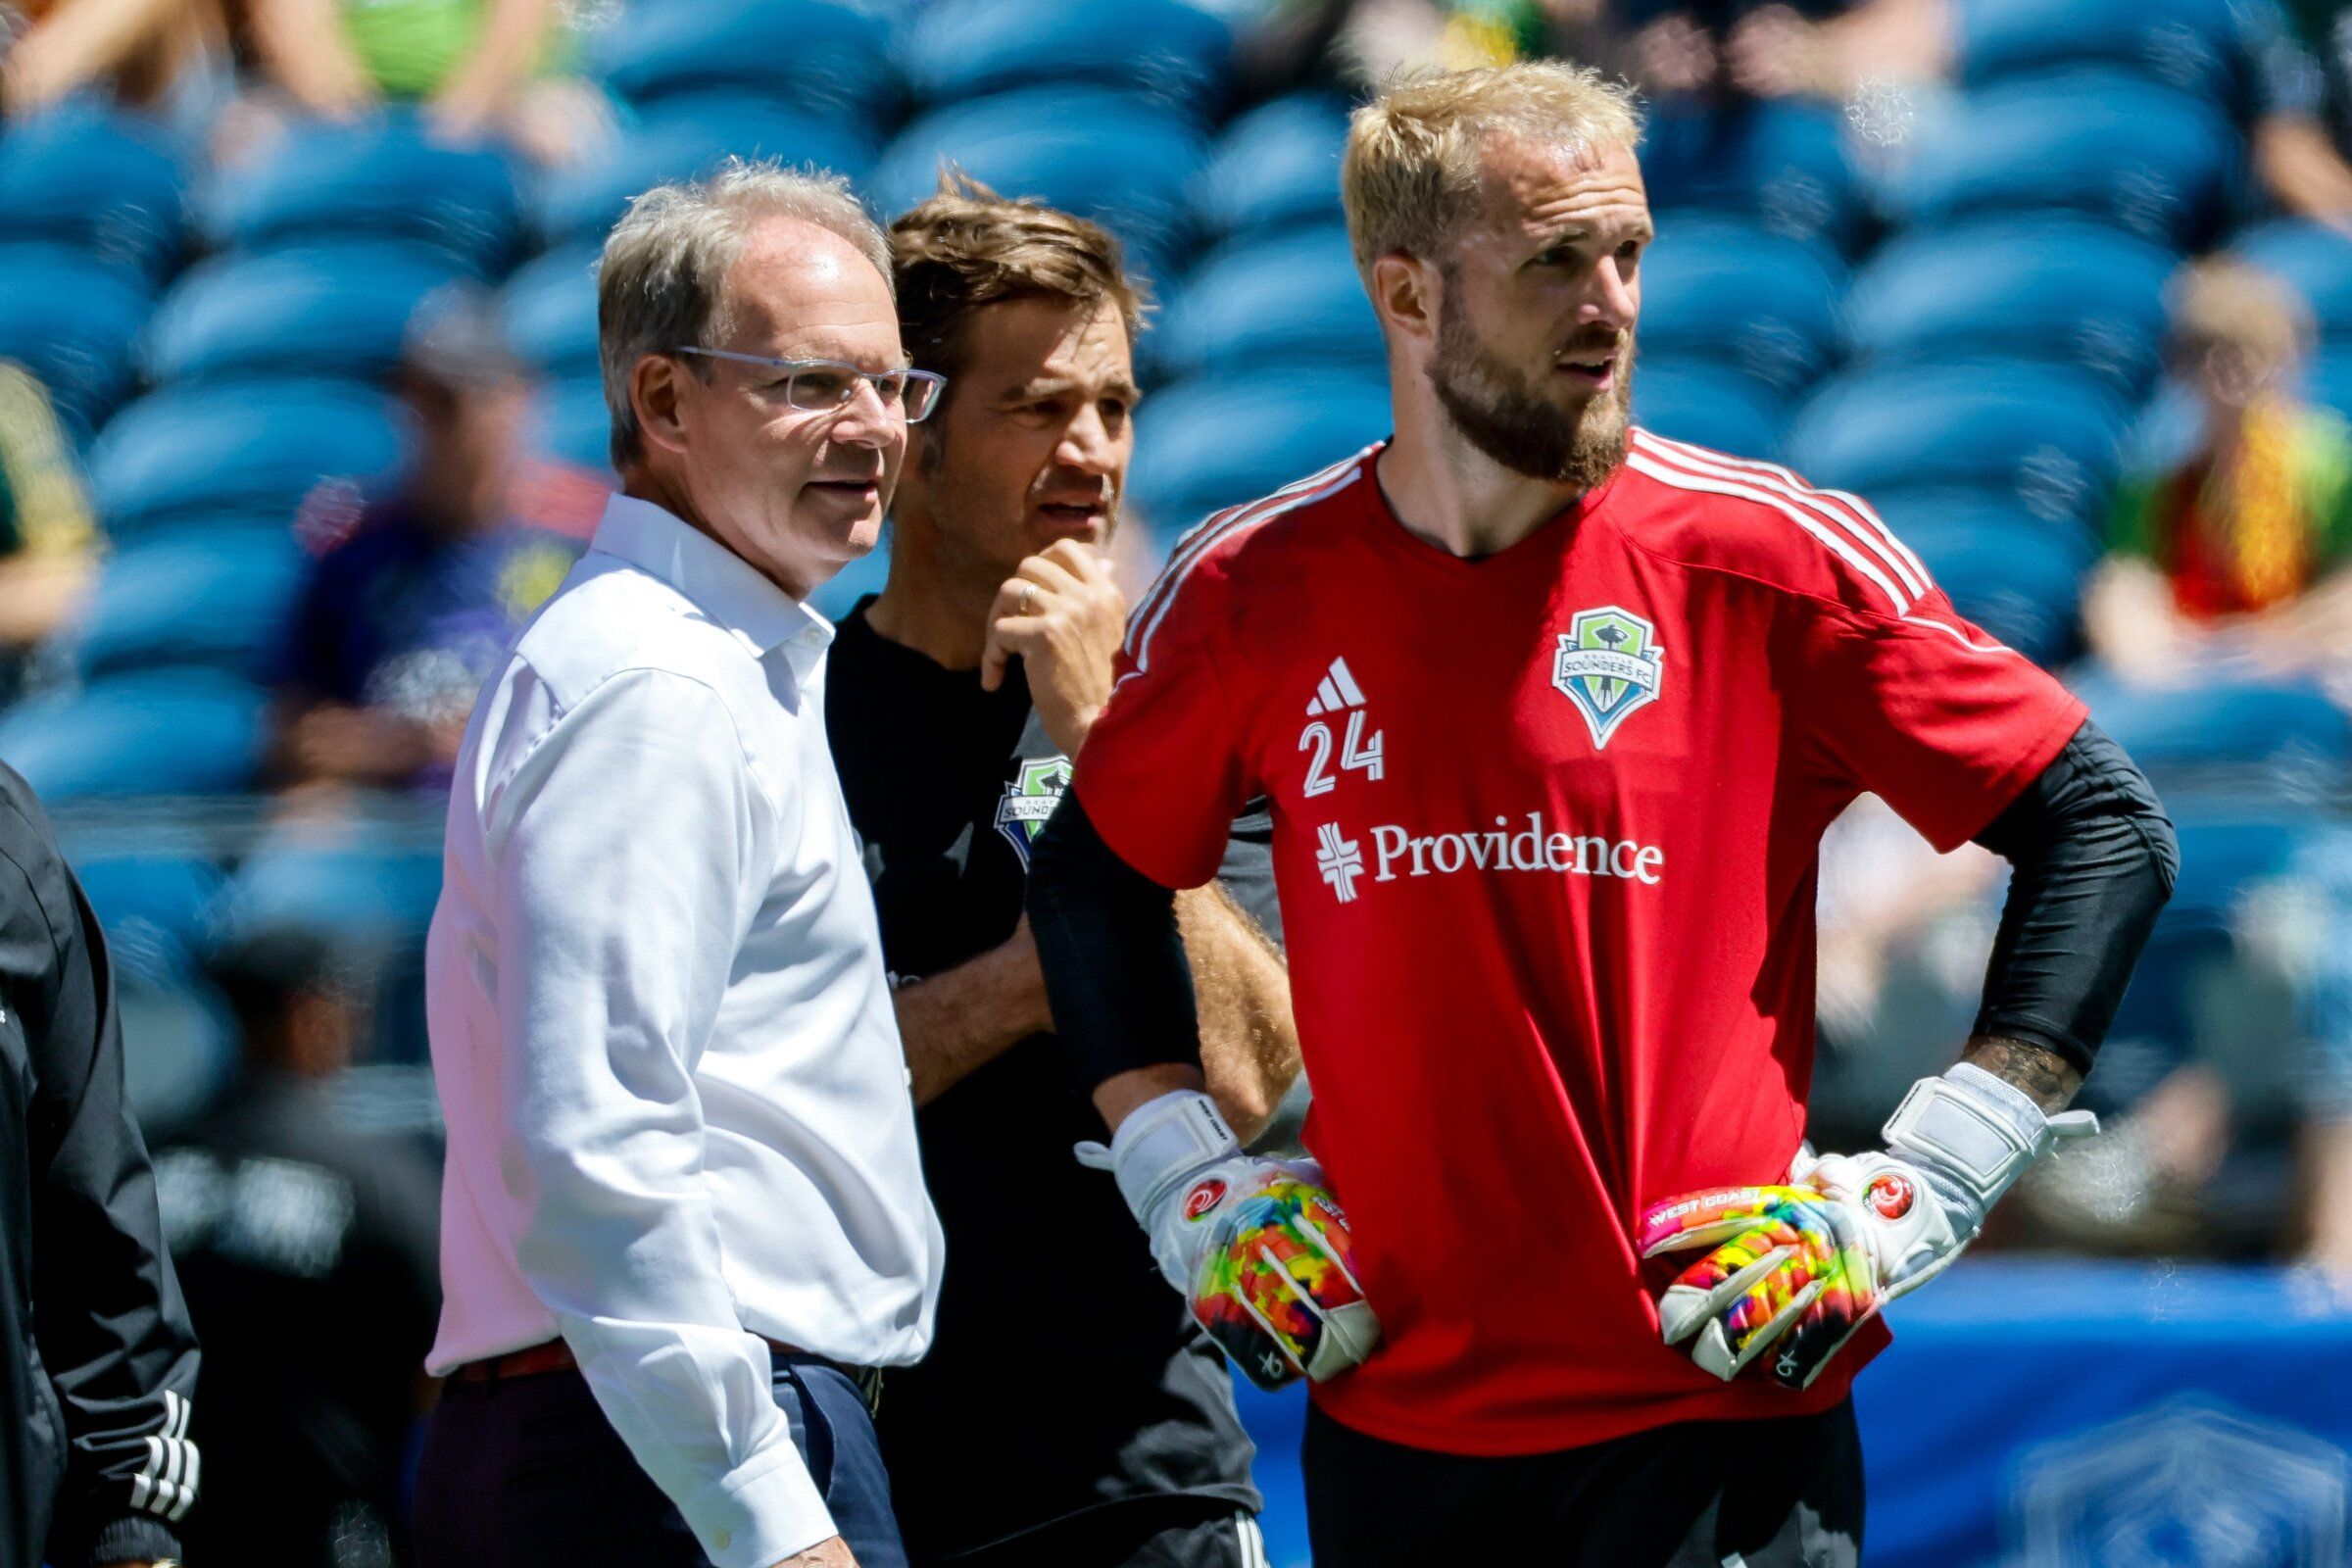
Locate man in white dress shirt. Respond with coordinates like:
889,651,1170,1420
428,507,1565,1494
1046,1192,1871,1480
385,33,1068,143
412,160,947,1568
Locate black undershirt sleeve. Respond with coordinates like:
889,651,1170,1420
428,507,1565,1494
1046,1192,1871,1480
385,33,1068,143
1028,793,1203,1092
1967,717,2180,1076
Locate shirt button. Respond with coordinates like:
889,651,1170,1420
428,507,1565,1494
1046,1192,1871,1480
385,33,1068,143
711,1529,731,1551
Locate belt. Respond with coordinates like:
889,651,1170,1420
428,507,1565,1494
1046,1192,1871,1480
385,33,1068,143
451,1338,885,1416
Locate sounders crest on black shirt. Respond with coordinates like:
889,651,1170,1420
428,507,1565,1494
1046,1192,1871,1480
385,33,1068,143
994,755,1070,870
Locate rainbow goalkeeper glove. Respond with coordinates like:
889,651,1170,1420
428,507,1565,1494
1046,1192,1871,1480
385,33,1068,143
1638,1062,2096,1390
1078,1090,1380,1390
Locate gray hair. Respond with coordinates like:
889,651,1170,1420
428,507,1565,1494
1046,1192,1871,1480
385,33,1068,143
596,157,895,469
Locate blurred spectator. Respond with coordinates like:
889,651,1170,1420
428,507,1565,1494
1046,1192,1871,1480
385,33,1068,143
267,287,579,797
222,0,610,165
154,923,441,1568
0,363,99,690
0,0,230,124
2085,260,2352,688
2240,0,2352,234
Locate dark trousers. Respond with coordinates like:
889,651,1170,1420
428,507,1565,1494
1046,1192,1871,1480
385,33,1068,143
413,1357,906,1568
1301,1399,1863,1568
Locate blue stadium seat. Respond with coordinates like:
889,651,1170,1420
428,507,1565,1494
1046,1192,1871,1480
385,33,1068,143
1641,98,1864,253
809,546,890,624
0,242,152,433
2311,347,2352,422
1844,219,2175,394
0,667,269,798
72,526,307,679
1632,362,1787,462
501,242,603,378
1152,227,1378,382
1957,0,2243,105
87,380,405,536
534,376,614,473
1190,93,1348,242
2073,671,2351,803
143,241,466,386
2231,220,2352,340
200,113,522,273
535,93,876,246
1876,494,2095,666
1783,362,2126,526
1890,71,2239,249
897,0,1232,114
872,87,1207,284
592,0,895,120
75,855,227,960
0,104,186,283
1637,214,1844,399
1126,371,1388,535
216,840,444,946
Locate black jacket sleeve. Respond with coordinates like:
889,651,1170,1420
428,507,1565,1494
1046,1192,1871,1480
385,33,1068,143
1968,718,2180,1075
3,772,200,1567
1029,793,1203,1092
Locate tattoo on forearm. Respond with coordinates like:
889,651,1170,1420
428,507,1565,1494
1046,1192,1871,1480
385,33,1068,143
1962,1035,2082,1113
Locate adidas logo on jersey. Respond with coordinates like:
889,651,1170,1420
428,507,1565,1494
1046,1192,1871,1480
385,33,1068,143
1305,657,1368,716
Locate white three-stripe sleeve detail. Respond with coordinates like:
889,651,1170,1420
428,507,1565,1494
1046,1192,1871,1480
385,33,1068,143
130,1440,159,1512
1623,452,1913,612
1632,432,1930,601
1124,464,1367,678
168,1440,200,1521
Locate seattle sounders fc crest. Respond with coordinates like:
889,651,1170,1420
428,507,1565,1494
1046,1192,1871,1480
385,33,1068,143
995,755,1072,869
1552,606,1665,751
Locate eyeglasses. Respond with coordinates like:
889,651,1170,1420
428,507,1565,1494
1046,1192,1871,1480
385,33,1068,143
675,346,947,422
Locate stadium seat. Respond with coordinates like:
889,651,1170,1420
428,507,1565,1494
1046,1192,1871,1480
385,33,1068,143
872,87,1207,284
501,242,604,378
143,241,467,386
0,242,153,432
810,545,890,624
2310,347,2352,422
1877,495,2095,666
1641,97,1864,254
71,526,307,679
535,93,877,246
1844,219,2174,394
76,854,227,960
1190,92,1349,243
1957,0,2243,105
86,380,405,536
534,376,615,473
2074,671,2352,805
0,104,186,284
1632,361,1787,462
1637,214,1844,399
1783,362,2126,526
896,0,1232,114
0,667,269,798
1889,71,2239,249
200,113,522,273
1126,371,1388,535
592,0,895,120
2230,220,2352,340
216,839,444,946
1151,227,1379,382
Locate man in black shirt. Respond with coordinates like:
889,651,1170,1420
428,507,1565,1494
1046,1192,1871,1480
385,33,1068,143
825,174,1299,1568
0,760,201,1568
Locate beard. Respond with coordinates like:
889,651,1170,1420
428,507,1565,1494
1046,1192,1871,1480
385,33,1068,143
1430,300,1634,489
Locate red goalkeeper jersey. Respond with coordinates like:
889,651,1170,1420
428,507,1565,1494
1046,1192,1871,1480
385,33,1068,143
1074,431,2087,1455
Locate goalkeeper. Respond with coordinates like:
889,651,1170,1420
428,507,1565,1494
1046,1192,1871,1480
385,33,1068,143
1027,60,2177,1568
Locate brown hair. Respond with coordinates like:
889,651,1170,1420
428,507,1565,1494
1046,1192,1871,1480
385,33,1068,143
1343,61,1642,277
888,170,1150,397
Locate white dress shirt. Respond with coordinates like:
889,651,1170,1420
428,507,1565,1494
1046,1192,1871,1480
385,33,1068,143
423,493,944,1567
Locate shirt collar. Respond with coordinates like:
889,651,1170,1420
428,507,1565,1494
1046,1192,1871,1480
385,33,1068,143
588,493,834,680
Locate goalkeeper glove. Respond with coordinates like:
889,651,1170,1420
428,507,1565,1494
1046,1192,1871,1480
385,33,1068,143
1077,1090,1380,1390
1638,1061,2097,1390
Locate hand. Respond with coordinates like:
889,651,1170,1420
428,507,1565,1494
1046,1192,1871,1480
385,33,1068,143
1079,1090,1380,1390
980,540,1126,756
772,1538,858,1567
1639,1063,2095,1389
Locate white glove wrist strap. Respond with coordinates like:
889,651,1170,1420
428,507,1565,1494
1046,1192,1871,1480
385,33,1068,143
1075,1090,1241,1221
1883,1061,2097,1226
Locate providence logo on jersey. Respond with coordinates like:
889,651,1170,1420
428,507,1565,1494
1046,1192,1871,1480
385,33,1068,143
1315,811,1665,902
995,755,1071,869
1553,606,1665,750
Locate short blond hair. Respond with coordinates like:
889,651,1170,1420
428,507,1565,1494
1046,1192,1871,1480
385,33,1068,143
2172,258,2312,375
1342,61,1643,276
598,158,893,468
